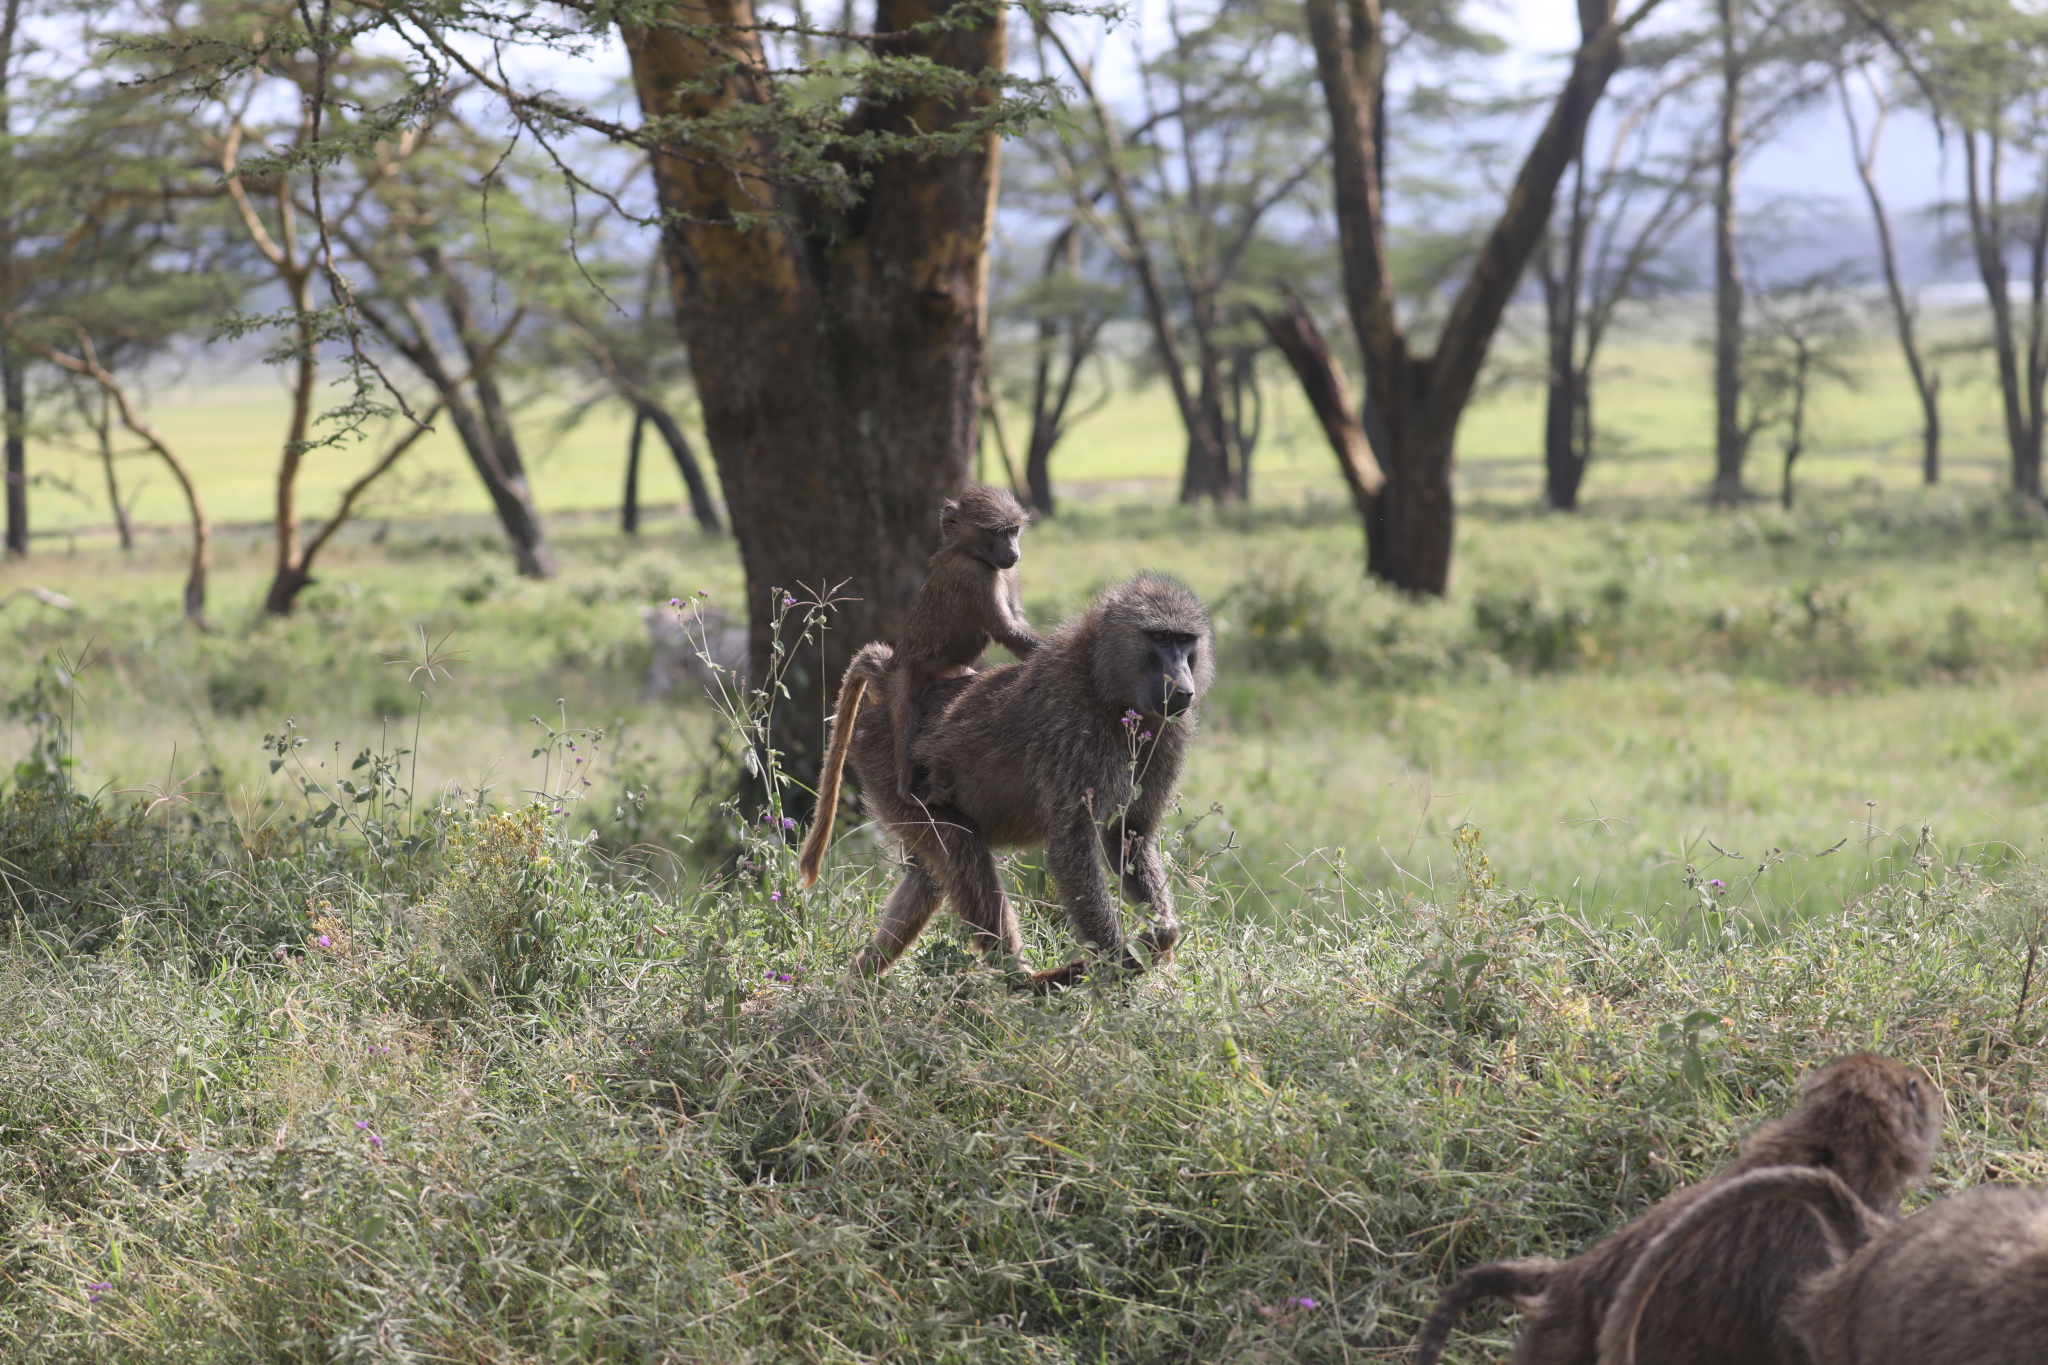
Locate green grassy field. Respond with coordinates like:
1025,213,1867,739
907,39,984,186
5,307,2048,1362
24,302,2023,541
5,308,2047,919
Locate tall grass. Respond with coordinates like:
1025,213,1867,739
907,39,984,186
4,624,2048,1361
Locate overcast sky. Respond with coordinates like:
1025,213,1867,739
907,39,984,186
515,0,1968,283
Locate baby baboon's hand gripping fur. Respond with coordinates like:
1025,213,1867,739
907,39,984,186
1416,1053,1940,1365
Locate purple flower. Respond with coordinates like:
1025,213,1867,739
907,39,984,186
782,595,795,607
777,972,794,983
669,598,681,607
1289,1296,1318,1311
781,816,797,831
317,935,332,948
552,805,565,815
368,1133,383,1150
356,1120,369,1130
770,891,782,903
697,589,709,598
1708,879,1726,892
1140,731,1153,742
86,1281,111,1302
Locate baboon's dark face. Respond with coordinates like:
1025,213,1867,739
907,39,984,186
1138,629,1203,715
974,522,1023,570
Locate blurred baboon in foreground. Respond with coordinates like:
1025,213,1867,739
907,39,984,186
1601,1171,2048,1365
822,572,1213,988
799,487,1040,886
1415,1053,1941,1365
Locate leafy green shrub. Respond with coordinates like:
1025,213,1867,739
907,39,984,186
1219,569,1335,674
0,788,139,945
390,803,557,1012
1472,580,1626,672
205,670,269,716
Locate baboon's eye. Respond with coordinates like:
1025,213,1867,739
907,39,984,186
1148,631,1168,642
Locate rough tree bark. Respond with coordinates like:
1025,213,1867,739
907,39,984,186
623,0,1001,806
1711,0,1747,507
1305,0,1657,592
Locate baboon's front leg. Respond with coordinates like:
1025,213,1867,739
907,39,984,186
848,859,943,979
1031,811,1124,989
1104,823,1178,969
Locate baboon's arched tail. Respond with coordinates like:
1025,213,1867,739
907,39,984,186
1413,1259,1558,1365
1595,1165,1882,1365
798,645,891,888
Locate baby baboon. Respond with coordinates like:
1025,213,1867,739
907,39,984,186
841,572,1214,987
798,487,1041,888
1414,1053,1941,1365
1601,1174,2048,1365
887,486,1041,802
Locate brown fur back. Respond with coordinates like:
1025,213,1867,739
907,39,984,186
1416,1054,1940,1365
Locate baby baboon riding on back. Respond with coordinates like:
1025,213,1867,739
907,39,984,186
803,567,1214,989
798,487,1041,890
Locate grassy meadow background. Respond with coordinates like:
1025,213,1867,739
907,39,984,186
4,300,2044,920
7,302,2048,1362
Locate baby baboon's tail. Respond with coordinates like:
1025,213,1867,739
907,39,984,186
797,645,891,888
1413,1259,1559,1365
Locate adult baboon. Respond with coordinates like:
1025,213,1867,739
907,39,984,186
830,572,1214,988
1415,1053,1941,1365
798,487,1040,887
1600,1171,2048,1365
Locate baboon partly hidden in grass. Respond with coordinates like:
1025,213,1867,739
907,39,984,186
822,572,1213,988
1600,1169,2048,1365
1414,1053,1941,1365
799,487,1041,886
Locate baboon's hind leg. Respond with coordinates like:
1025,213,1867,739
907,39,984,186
848,858,944,979
935,823,1023,967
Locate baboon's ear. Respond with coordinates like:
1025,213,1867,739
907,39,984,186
939,500,961,535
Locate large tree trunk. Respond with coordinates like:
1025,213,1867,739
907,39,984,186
1306,0,1642,592
1711,0,1746,508
623,0,1000,808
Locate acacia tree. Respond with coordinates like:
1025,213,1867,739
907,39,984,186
986,214,1122,516
1744,269,1859,509
1835,61,1939,484
1699,0,1841,506
1537,47,1710,510
1302,0,1669,592
1033,0,1324,504
1891,0,2048,500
